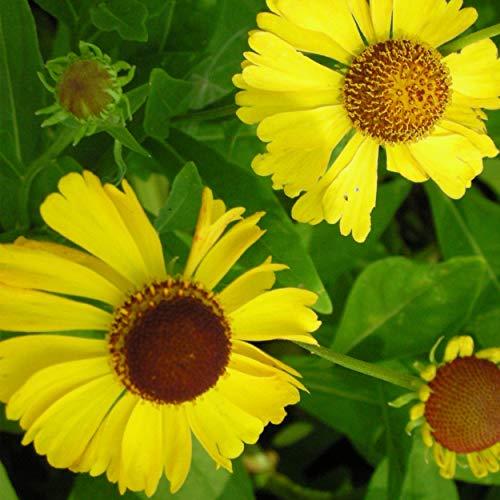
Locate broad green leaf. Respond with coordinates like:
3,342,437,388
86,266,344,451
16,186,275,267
90,0,148,41
154,162,203,234
272,421,314,448
0,460,17,500
159,128,332,314
426,185,499,290
144,69,194,139
187,0,264,108
0,0,44,171
32,0,79,27
365,437,459,500
332,256,487,359
480,158,500,197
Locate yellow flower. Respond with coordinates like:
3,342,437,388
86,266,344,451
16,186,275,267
407,336,499,479
234,0,499,242
0,171,320,496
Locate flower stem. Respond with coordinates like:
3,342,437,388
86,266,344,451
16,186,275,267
18,127,75,229
294,342,423,391
440,23,500,55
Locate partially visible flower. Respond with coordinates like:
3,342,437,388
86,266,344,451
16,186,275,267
37,42,135,143
0,171,320,496
234,0,499,242
406,336,499,479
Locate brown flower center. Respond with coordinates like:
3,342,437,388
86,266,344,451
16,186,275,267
424,357,500,453
57,59,114,119
343,39,451,144
108,280,231,405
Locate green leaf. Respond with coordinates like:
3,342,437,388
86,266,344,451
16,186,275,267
154,162,203,234
159,128,332,314
332,256,488,359
106,127,150,157
32,0,79,27
426,185,499,290
0,460,17,500
144,68,194,139
0,0,44,170
90,0,148,41
365,437,459,500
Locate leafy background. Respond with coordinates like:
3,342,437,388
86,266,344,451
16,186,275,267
0,0,498,499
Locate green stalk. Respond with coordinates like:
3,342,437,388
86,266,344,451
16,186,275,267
440,23,500,55
18,127,75,229
294,342,423,391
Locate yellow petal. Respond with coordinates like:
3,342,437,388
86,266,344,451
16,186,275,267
476,347,500,363
7,357,110,429
0,283,111,332
40,171,150,287
235,87,339,124
481,449,500,473
370,0,393,41
218,366,300,425
439,120,498,158
393,0,477,48
445,39,500,100
407,130,483,199
194,212,265,290
162,405,192,494
256,11,352,64
104,180,167,282
242,31,344,92
444,336,474,361
322,137,379,242
218,258,287,313
14,237,133,293
0,242,123,305
232,339,301,377
23,374,123,469
442,99,489,134
292,132,365,225
119,402,164,497
467,452,489,478
270,0,364,56
0,335,106,401
72,392,138,478
229,288,320,343
184,188,244,278
346,0,376,45
386,144,429,182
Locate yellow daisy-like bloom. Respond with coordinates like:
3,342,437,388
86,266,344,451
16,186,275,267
408,336,500,479
0,171,320,496
234,0,500,242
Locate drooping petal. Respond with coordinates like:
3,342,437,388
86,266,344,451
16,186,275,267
444,39,500,102
194,212,265,290
229,288,320,343
40,171,151,287
407,130,484,199
386,143,429,182
22,374,123,469
162,405,192,494
119,402,164,497
7,357,110,429
0,242,123,305
104,180,167,282
0,284,112,333
0,335,106,401
218,258,287,313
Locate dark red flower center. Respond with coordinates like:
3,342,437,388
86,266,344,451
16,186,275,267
108,280,231,405
424,356,500,453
